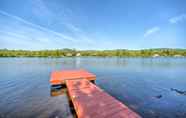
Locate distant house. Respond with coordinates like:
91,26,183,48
76,53,81,56
66,53,72,57
152,54,159,57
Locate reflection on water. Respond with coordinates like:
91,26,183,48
0,57,186,118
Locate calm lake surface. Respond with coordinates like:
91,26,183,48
0,57,186,118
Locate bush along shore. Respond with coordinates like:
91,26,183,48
0,48,186,57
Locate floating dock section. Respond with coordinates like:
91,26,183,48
50,69,141,118
50,69,96,85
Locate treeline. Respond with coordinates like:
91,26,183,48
0,48,186,57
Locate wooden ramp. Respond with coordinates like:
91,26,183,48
50,69,96,85
66,79,141,118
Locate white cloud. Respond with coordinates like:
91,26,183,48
65,23,95,44
65,23,81,32
0,10,77,42
144,26,160,37
0,10,96,43
169,14,186,24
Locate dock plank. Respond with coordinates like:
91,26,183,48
66,79,141,118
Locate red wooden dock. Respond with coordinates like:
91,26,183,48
50,69,96,85
50,69,141,118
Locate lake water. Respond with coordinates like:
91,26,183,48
0,57,186,118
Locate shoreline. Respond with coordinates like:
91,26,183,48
0,48,186,57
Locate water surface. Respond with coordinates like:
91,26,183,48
0,57,186,118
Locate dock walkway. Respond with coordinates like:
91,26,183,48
66,79,141,118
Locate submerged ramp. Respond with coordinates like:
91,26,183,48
66,79,141,118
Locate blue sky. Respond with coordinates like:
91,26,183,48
0,0,186,50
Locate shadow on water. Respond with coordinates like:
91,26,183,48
50,85,77,118
50,85,66,97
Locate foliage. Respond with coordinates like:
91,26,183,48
0,48,186,57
